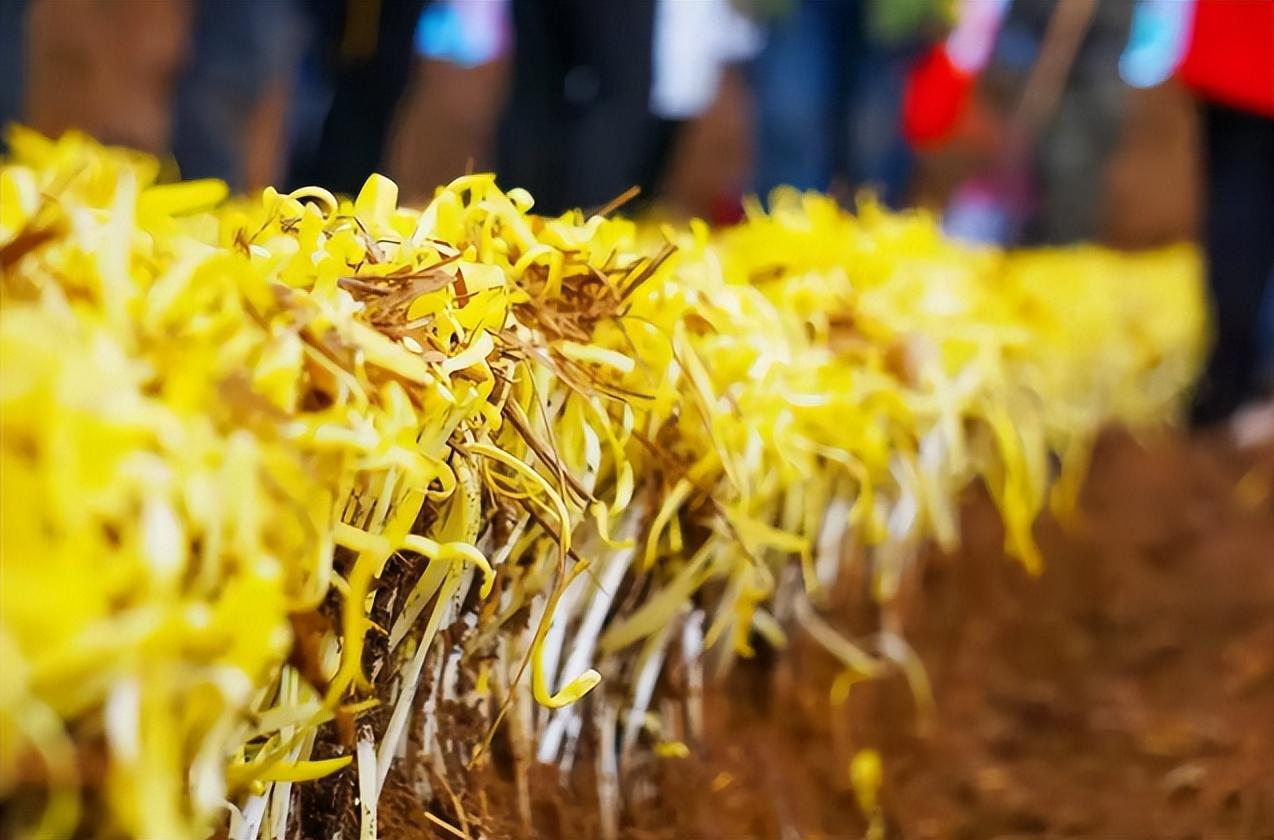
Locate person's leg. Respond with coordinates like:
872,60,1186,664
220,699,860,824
1192,102,1274,424
171,0,304,189
1259,270,1274,392
25,0,191,153
307,0,427,195
1030,76,1127,245
562,0,660,211
751,1,842,198
496,0,571,212
847,42,917,209
498,0,667,215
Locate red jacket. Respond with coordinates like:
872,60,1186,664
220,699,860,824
1179,0,1274,117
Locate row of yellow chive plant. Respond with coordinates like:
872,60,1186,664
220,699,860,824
0,131,1205,839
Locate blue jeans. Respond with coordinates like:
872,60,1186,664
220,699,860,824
752,0,915,207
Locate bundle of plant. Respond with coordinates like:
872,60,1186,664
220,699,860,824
0,132,1205,840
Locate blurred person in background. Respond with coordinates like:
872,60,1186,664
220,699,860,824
171,0,304,191
991,0,1133,245
18,0,754,213
496,0,663,215
14,0,423,193
287,0,429,196
384,0,514,204
21,0,299,190
924,0,1272,425
494,0,756,216
387,0,757,218
1178,0,1274,426
22,0,190,156
749,0,950,208
929,0,1133,246
646,0,762,221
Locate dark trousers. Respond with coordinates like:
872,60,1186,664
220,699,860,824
497,0,666,215
1192,102,1274,425
0,0,25,140
290,0,427,196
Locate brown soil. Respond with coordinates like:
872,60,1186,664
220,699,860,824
614,430,1274,840
374,429,1274,839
